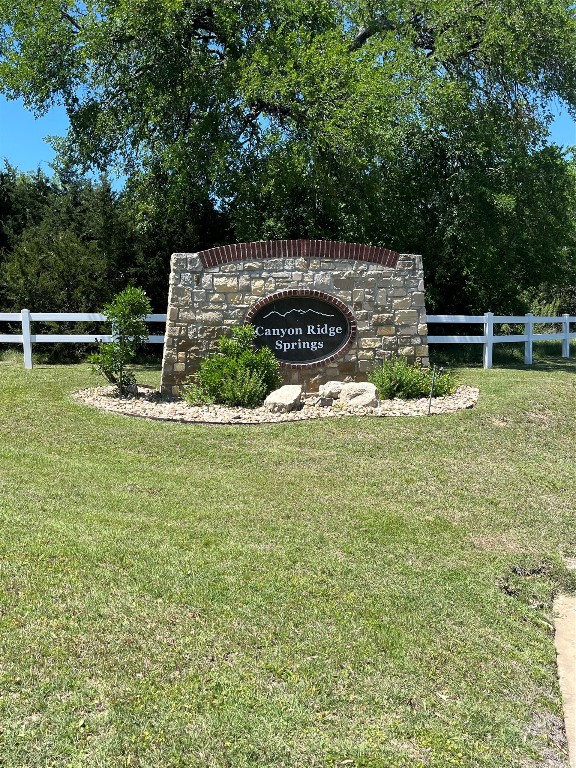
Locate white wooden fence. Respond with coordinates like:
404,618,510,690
428,312,576,368
1,309,575,369
0,310,166,369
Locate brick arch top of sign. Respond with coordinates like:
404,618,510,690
196,240,399,269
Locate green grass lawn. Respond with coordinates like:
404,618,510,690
1,353,576,767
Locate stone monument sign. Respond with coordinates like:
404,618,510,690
161,239,427,395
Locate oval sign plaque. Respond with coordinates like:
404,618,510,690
249,294,352,364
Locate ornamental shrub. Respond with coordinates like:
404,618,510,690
182,325,283,408
89,286,152,395
369,355,455,400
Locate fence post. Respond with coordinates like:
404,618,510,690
524,313,534,365
562,314,570,359
483,312,494,369
21,309,33,369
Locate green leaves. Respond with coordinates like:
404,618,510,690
182,325,283,408
369,356,456,400
1,0,576,311
89,286,152,394
0,169,128,313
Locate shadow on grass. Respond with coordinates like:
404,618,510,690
495,358,576,374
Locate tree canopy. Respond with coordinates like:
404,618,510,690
0,166,211,314
1,0,576,310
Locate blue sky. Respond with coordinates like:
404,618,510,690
1,94,575,178
0,97,69,175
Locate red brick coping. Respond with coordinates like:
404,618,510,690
197,240,399,268
245,289,357,370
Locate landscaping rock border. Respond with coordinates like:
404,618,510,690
73,385,479,425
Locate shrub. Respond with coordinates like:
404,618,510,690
182,325,283,408
369,355,456,400
89,286,152,395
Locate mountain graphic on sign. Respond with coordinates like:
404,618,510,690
262,308,335,319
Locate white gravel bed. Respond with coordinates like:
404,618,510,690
72,385,479,425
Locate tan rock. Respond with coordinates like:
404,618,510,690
393,297,413,310
319,381,345,398
359,337,381,349
251,279,265,295
372,313,393,323
395,310,419,325
340,382,378,408
264,385,302,413
214,277,238,292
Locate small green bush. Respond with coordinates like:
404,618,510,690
89,286,152,395
369,355,456,400
182,325,283,408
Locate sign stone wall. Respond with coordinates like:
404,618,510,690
161,240,428,396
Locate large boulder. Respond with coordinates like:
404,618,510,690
339,382,378,408
319,380,345,399
264,385,302,413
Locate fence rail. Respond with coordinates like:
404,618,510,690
1,309,575,370
428,312,576,368
0,310,167,369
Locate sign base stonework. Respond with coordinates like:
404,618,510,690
160,240,428,396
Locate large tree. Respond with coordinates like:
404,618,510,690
1,0,576,310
